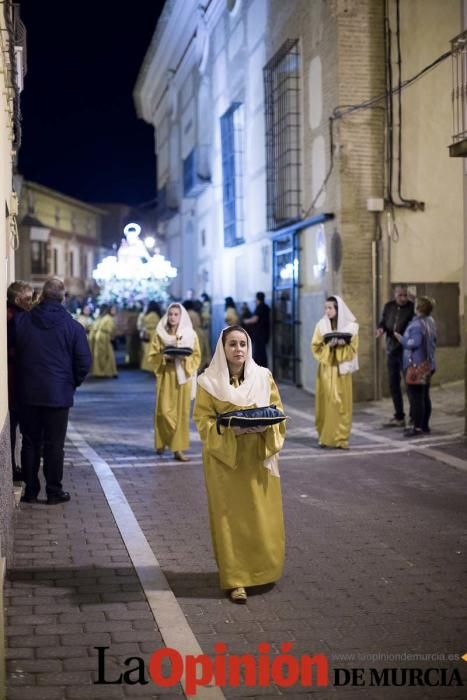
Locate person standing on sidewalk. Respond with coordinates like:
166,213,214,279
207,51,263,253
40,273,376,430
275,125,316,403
148,303,201,462
193,326,286,604
7,281,33,481
13,277,91,504
242,291,271,368
311,296,359,449
394,296,436,438
376,285,414,427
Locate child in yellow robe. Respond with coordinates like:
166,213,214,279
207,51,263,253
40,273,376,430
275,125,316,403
193,325,286,603
311,295,359,449
148,303,200,462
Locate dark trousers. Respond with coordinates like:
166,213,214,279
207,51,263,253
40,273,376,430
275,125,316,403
9,408,20,476
253,342,268,368
407,383,432,431
19,405,69,498
387,351,405,420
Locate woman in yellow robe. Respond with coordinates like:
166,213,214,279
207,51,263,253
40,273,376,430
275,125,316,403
311,295,359,449
90,305,118,378
138,301,161,372
148,303,201,462
193,325,286,603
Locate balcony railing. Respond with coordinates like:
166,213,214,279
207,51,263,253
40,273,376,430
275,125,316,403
450,30,467,157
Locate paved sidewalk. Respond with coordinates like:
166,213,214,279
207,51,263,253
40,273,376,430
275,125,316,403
5,371,467,699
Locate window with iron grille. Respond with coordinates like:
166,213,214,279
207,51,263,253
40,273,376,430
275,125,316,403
264,40,301,231
220,102,245,247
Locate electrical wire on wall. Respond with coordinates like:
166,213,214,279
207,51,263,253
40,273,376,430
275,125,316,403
303,27,452,218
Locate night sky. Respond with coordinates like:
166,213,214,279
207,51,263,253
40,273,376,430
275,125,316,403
18,0,166,206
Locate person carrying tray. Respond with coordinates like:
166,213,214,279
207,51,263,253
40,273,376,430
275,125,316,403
148,303,201,462
193,325,286,604
311,296,359,449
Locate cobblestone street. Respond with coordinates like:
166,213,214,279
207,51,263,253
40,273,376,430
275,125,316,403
5,370,467,699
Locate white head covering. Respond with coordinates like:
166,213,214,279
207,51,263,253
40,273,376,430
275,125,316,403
197,327,271,406
317,295,359,375
156,303,196,348
156,303,197,389
198,327,280,476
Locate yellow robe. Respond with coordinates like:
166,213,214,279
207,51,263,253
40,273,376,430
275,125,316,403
148,334,201,451
90,314,117,377
193,377,286,590
311,327,359,448
139,312,160,372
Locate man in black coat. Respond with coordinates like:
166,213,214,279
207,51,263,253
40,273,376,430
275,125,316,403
14,277,92,504
376,285,415,427
7,281,33,481
243,291,271,368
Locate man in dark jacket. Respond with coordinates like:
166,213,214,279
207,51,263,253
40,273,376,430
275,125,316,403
376,285,415,427
243,292,271,367
14,277,91,504
7,281,33,481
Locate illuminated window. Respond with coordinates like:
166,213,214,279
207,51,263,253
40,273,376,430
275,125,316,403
264,40,301,230
220,102,244,247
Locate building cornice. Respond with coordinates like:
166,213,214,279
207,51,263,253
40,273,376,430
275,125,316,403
23,181,108,216
134,0,226,124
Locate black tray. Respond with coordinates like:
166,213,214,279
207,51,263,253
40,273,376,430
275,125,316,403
216,405,287,434
323,332,352,345
163,346,193,357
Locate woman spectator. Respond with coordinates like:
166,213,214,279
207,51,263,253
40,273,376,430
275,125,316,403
224,297,240,326
138,301,162,372
394,296,436,437
148,303,201,462
90,304,118,378
193,325,286,603
311,296,359,449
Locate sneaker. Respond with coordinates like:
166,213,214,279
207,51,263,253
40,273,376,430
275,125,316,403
47,491,71,505
383,417,405,428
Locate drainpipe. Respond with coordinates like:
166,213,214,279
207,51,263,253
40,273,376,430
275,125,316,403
368,199,384,400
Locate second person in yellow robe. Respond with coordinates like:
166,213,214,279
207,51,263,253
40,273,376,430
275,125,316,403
148,303,200,462
138,301,161,372
193,325,286,603
90,305,118,378
311,295,359,449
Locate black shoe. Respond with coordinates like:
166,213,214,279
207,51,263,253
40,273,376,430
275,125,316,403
47,491,71,505
20,495,38,504
403,428,423,438
422,427,431,434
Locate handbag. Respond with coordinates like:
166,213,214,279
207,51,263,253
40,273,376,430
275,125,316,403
216,405,287,435
406,359,431,385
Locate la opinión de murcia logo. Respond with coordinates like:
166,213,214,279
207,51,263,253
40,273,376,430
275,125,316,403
94,643,328,694
94,645,466,694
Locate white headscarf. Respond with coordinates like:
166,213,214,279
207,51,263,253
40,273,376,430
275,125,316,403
156,303,197,389
198,327,280,476
197,327,271,406
317,295,359,375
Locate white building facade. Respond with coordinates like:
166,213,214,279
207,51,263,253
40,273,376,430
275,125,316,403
135,0,464,400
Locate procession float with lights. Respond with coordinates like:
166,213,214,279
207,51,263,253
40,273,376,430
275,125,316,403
92,223,177,308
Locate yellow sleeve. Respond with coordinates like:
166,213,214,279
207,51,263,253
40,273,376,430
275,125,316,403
183,335,201,377
260,376,286,459
100,315,116,338
193,386,238,468
334,332,359,362
147,333,165,374
311,326,333,365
